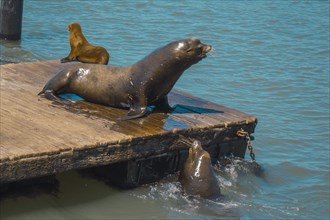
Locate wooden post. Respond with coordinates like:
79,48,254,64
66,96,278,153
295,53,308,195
0,0,23,41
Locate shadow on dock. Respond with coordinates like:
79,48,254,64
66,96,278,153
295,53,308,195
48,100,225,136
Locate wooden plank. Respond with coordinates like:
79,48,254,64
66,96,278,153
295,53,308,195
0,60,257,183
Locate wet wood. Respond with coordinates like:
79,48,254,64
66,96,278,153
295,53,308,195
0,60,257,184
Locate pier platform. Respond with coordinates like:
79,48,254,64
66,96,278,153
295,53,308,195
0,60,257,187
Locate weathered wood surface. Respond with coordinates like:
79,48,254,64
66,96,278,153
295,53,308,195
0,60,257,183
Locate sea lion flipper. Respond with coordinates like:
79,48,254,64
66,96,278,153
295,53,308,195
153,96,173,113
44,90,75,106
120,106,148,121
61,50,77,63
60,57,71,63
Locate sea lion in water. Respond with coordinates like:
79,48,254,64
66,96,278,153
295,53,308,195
39,38,212,120
179,140,221,199
61,22,110,65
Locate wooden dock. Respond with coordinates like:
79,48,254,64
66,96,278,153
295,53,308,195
0,60,257,186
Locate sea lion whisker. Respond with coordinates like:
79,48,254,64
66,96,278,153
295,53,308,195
207,48,216,57
177,138,191,146
177,135,190,144
177,135,196,147
178,134,192,142
188,137,195,143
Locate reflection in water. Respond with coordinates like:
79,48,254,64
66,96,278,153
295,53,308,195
0,159,261,219
0,176,59,199
0,39,41,64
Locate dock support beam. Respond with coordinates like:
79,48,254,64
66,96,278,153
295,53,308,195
0,0,23,41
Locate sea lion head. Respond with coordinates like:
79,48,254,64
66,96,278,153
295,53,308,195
183,140,212,177
131,38,212,108
67,22,82,32
188,140,211,170
171,38,212,64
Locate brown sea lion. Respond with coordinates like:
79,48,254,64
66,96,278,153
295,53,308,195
39,38,212,120
60,22,109,65
179,140,221,199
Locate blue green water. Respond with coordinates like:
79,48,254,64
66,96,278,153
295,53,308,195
1,1,329,219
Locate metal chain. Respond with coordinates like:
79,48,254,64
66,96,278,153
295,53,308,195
236,128,256,161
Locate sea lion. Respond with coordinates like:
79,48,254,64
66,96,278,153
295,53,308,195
39,38,212,120
179,140,221,199
60,22,110,65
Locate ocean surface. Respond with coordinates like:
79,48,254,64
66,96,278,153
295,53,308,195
0,0,329,219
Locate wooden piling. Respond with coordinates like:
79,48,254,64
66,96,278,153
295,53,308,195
0,0,24,40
